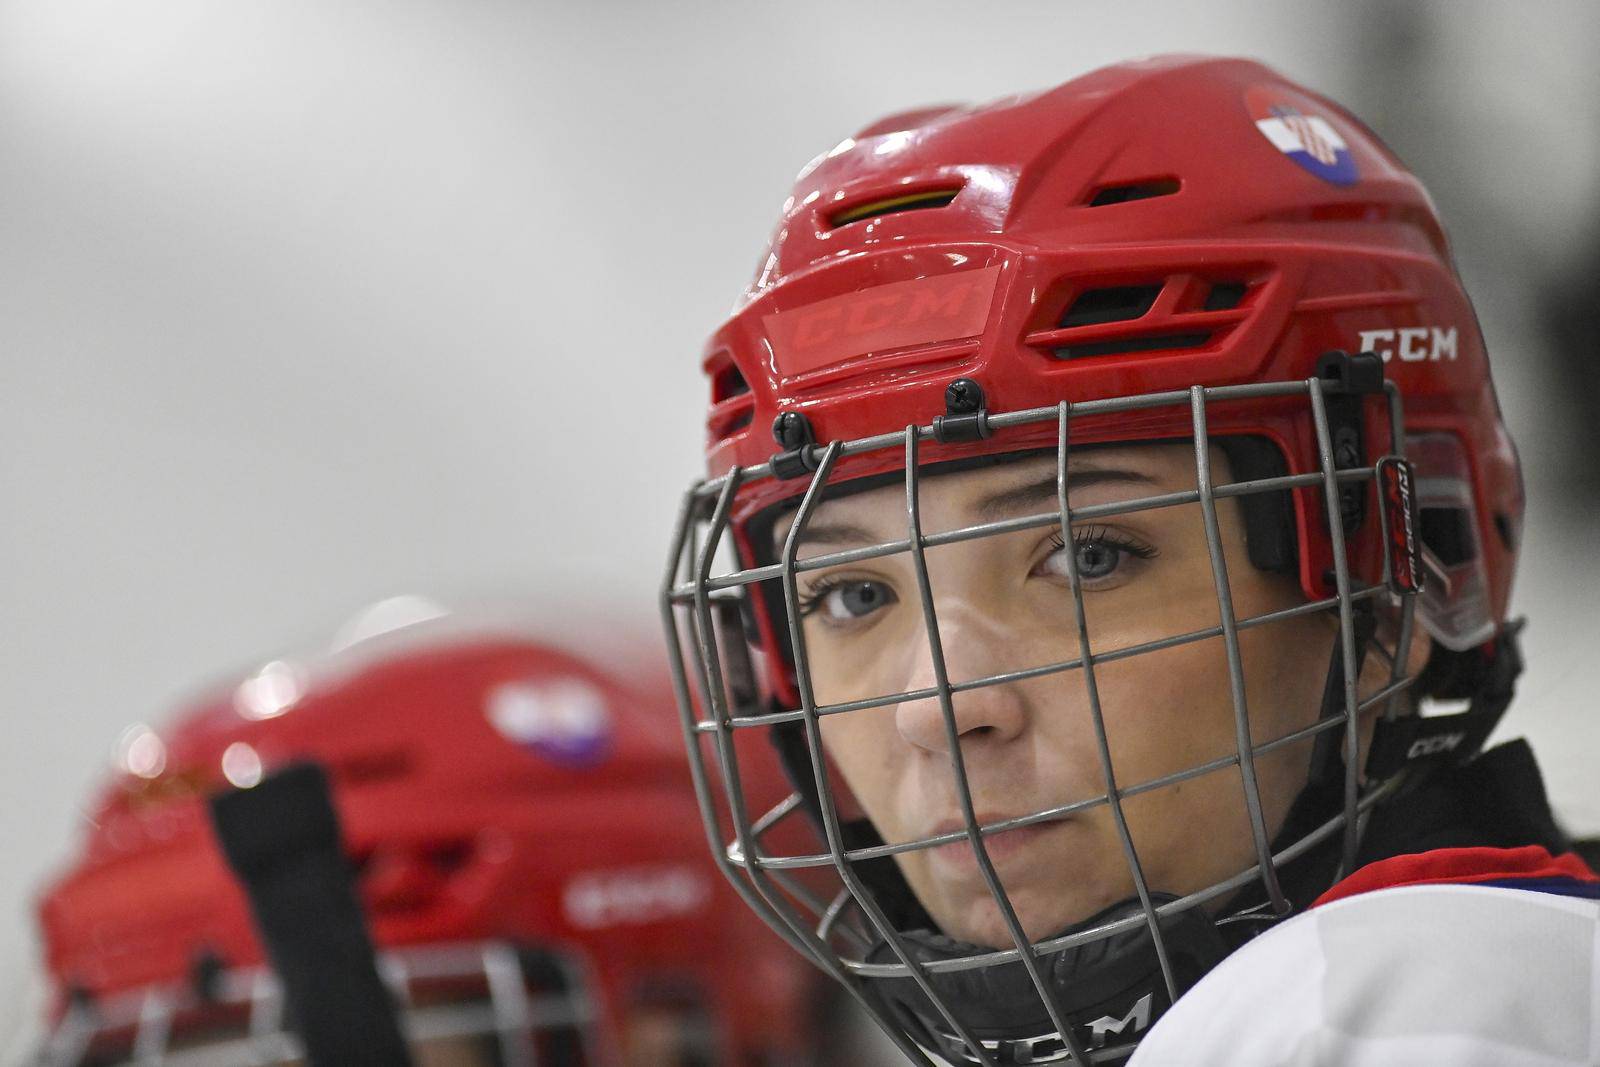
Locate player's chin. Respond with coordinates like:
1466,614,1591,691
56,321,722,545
936,877,1125,949
904,821,1124,947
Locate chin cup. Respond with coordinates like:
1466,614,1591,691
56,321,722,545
862,895,1227,1065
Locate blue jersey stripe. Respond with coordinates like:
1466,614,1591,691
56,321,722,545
1479,877,1600,900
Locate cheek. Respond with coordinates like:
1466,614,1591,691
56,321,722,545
1090,642,1239,782
818,708,903,827
801,609,920,706
1086,611,1330,788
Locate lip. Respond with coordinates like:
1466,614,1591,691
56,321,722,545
918,813,1067,876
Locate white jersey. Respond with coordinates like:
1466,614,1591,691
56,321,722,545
1129,883,1600,1066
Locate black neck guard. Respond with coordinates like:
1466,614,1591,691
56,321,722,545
863,895,1227,1064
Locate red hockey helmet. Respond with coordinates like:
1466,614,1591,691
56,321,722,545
34,604,821,1066
663,56,1524,1064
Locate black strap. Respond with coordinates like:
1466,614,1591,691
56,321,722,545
1366,622,1524,779
1306,600,1377,789
210,762,413,1067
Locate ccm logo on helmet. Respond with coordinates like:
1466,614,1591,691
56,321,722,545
766,266,1000,378
1408,732,1467,760
1358,326,1458,363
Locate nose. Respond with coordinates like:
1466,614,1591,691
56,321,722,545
893,602,1030,755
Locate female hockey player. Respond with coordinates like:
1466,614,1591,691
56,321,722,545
662,55,1599,1065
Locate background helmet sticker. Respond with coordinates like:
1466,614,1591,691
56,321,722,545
1246,85,1359,186
562,866,712,930
487,676,612,766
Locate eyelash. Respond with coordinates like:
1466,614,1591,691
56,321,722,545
796,575,853,618
1045,525,1160,563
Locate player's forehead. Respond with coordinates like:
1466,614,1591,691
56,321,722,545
774,441,1200,550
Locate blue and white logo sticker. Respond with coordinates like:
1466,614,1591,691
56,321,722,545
1246,86,1359,187
487,677,611,766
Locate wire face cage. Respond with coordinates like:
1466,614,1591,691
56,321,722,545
662,372,1424,1066
34,941,603,1067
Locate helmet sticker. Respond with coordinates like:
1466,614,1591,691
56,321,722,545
486,677,612,766
1246,86,1358,187
562,866,711,930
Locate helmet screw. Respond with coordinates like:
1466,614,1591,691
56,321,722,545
771,411,815,451
945,378,984,415
933,378,992,444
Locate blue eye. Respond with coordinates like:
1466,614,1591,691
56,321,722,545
1074,540,1123,580
800,579,896,622
1041,526,1158,583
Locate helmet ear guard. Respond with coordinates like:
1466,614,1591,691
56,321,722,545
1212,435,1297,574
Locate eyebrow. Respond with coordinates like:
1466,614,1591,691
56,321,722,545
972,468,1156,521
789,468,1157,552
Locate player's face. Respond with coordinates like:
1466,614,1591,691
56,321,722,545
779,443,1364,948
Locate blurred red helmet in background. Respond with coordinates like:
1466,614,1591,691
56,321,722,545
35,601,822,1066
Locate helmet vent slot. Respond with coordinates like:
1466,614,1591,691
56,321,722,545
1420,507,1477,567
1057,284,1163,328
828,187,962,228
720,408,754,434
711,362,750,403
708,354,755,439
1051,331,1211,360
1202,281,1249,311
1086,177,1181,206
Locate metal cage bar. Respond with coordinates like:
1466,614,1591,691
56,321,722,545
33,941,604,1067
687,381,1318,499
673,467,1378,600
778,438,971,1067
482,943,537,1067
729,706,1352,876
839,771,1405,981
1307,377,1366,874
1189,386,1290,914
903,425,1094,1065
678,471,873,988
1056,403,1180,1003
657,479,840,979
698,583,1387,731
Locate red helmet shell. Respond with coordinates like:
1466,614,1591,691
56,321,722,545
700,56,1521,706
36,619,816,1061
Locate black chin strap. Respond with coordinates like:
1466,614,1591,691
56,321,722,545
1365,621,1524,780
863,896,1228,1064
1305,600,1378,791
